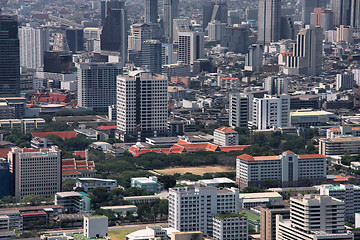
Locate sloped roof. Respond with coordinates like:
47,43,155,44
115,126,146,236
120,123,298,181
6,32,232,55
215,126,237,133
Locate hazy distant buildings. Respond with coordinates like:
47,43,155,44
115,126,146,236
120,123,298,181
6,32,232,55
202,1,228,30
163,0,179,43
145,0,158,23
264,76,289,95
330,0,351,26
134,40,162,74
336,72,355,90
116,71,168,142
311,8,334,32
101,0,125,25
302,0,327,25
173,18,192,44
19,25,49,70
221,26,250,54
258,0,281,45
0,15,20,97
77,63,122,111
245,44,263,71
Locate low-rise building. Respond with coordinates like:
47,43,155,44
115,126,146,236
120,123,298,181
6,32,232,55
100,205,137,216
213,126,239,146
319,136,360,156
131,176,161,193
239,192,283,209
76,178,117,193
126,226,179,240
55,192,91,214
327,125,360,138
83,216,108,239
213,214,248,240
198,178,236,187
236,151,327,189
260,204,290,240
290,110,334,127
30,137,53,149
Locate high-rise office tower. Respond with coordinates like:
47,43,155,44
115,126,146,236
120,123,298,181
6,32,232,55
168,186,239,236
229,93,249,128
77,62,122,112
283,25,323,76
101,0,125,25
351,0,360,28
277,195,354,239
66,28,84,52
134,40,162,74
330,0,351,26
19,25,49,70
311,8,334,32
202,1,228,31
245,44,263,71
178,31,204,65
100,1,128,63
173,18,192,44
163,0,179,43
0,15,20,97
128,23,152,52
116,71,168,142
302,0,327,25
8,146,62,202
280,16,295,40
264,76,289,95
221,26,250,54
145,0,158,23
257,0,281,45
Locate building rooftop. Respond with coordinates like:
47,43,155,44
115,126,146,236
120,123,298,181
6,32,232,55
78,178,116,182
215,126,237,133
237,153,326,161
290,110,333,117
213,213,247,219
56,191,84,198
321,136,360,142
239,192,282,199
31,131,77,140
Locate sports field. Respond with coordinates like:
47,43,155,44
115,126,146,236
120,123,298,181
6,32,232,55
155,165,235,175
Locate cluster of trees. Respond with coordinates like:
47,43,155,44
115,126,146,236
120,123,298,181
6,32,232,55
173,172,235,182
45,134,93,151
341,154,360,166
4,130,31,148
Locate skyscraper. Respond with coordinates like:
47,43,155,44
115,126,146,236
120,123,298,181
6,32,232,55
19,25,49,70
163,0,179,43
77,62,122,111
330,0,351,26
202,1,228,31
302,0,327,26
100,1,128,63
101,0,125,25
134,40,162,74
66,28,84,52
257,0,281,45
145,0,158,23
351,0,360,28
116,71,168,142
0,15,20,97
178,31,204,65
283,25,323,76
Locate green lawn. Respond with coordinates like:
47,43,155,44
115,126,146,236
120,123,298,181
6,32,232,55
108,228,142,240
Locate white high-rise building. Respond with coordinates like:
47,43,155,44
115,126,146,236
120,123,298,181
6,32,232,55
251,94,290,130
264,76,289,95
77,62,122,111
178,31,204,65
8,146,61,202
229,93,249,128
168,186,239,236
19,26,49,69
213,214,248,240
320,184,360,219
277,195,354,240
116,71,168,142
207,20,226,42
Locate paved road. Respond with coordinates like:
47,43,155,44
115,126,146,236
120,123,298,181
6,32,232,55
43,222,168,234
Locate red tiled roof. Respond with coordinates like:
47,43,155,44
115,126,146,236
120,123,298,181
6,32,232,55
62,171,81,175
73,151,86,158
97,125,117,130
32,131,77,140
298,154,327,159
22,148,41,153
0,148,11,158
215,126,237,133
62,167,76,170
237,154,255,161
284,150,294,153
219,145,249,152
21,212,46,216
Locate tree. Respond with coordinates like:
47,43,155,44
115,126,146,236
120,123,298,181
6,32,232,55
21,195,47,205
62,179,77,191
157,175,176,190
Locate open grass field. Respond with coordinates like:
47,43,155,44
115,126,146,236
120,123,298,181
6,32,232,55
108,228,142,240
155,165,235,175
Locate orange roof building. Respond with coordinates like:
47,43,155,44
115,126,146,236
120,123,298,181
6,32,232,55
236,151,327,190
214,126,239,146
32,131,77,140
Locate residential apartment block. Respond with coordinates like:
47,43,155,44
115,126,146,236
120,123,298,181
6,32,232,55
168,186,239,236
236,151,327,189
